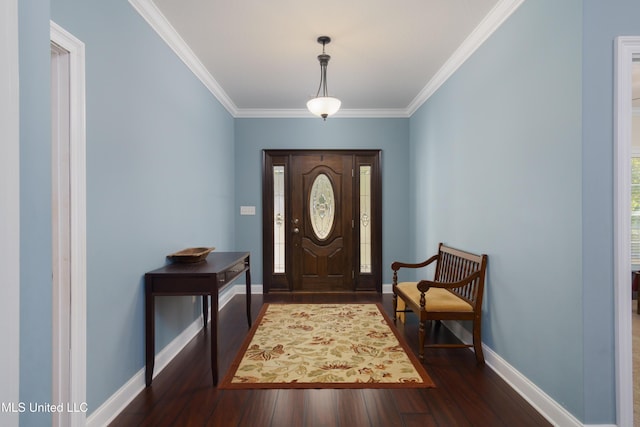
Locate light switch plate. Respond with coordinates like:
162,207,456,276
240,206,256,215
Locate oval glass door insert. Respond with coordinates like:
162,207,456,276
309,173,335,240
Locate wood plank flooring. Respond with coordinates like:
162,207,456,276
111,293,551,426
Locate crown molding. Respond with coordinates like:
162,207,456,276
130,0,523,119
333,109,411,118
128,0,238,116
406,0,526,115
234,109,316,119
234,108,411,119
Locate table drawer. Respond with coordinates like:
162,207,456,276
149,276,211,294
218,261,247,286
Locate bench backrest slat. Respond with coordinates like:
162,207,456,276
434,243,487,308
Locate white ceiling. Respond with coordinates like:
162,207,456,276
143,0,520,116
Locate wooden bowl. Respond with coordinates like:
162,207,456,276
167,247,215,263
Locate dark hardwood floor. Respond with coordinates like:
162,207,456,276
111,293,551,426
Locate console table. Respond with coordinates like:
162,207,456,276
144,251,251,386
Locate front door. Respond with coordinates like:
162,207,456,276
263,150,381,292
291,153,352,291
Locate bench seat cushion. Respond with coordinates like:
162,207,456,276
396,282,473,312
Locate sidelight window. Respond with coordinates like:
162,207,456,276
273,166,285,273
360,166,372,273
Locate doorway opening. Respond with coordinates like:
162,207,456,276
614,36,640,427
262,150,382,293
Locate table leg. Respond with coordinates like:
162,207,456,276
145,286,155,387
246,267,252,328
211,299,218,385
202,295,208,328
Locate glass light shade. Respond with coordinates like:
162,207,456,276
306,96,341,118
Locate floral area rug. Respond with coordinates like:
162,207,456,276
219,303,435,389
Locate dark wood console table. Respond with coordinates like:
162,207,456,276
144,251,251,387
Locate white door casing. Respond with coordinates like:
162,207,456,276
0,1,20,426
614,36,640,427
50,21,87,427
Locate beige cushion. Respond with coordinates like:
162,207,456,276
396,282,473,312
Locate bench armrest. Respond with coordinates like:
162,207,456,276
416,270,481,292
391,254,438,272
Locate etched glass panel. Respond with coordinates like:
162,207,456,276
309,173,335,240
360,166,372,273
273,166,285,273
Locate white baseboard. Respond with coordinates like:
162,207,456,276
442,320,611,427
87,283,259,427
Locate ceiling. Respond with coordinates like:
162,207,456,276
144,0,516,116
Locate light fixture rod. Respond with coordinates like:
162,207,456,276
315,37,331,98
315,54,330,98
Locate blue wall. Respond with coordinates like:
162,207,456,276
409,0,584,419
234,118,411,284
18,0,236,423
19,1,52,426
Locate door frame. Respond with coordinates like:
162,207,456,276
614,36,639,427
262,149,382,292
50,21,87,427
1,0,20,422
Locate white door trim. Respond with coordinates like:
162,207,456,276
0,1,20,425
614,36,640,427
51,40,72,427
50,21,87,427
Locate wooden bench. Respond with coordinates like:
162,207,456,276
392,243,488,363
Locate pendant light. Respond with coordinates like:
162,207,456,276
307,36,341,120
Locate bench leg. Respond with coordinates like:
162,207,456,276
418,321,426,361
392,293,398,321
473,321,485,365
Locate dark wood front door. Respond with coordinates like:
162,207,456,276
263,150,381,293
291,154,352,291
